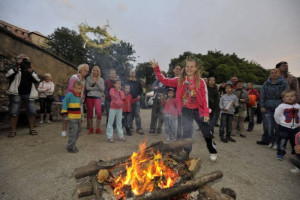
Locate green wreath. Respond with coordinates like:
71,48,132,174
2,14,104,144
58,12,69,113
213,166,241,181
79,24,118,49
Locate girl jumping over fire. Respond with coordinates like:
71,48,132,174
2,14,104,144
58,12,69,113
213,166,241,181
150,58,217,161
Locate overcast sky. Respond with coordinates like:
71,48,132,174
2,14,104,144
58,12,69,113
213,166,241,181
1,0,299,76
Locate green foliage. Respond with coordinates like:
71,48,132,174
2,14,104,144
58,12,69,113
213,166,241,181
136,62,156,85
167,50,269,84
46,27,87,65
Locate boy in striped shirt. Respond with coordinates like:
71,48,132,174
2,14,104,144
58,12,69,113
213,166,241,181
61,81,83,153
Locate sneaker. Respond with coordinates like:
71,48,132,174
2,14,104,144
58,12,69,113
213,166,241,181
273,143,278,150
46,120,52,124
256,141,269,145
210,154,217,161
107,138,114,143
240,134,246,138
277,155,283,161
61,131,67,137
67,147,78,153
226,137,236,142
127,130,132,136
268,143,273,148
136,129,144,134
165,136,171,142
290,167,300,175
119,137,126,142
39,121,44,124
88,127,94,135
96,128,102,134
149,129,155,134
157,129,162,134
220,138,228,143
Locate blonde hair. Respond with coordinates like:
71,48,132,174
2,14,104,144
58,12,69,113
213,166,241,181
78,63,89,73
178,58,202,89
270,68,280,73
73,80,83,88
44,73,52,78
91,66,101,80
281,90,296,98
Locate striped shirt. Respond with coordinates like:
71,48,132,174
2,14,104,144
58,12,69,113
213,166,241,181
61,90,82,119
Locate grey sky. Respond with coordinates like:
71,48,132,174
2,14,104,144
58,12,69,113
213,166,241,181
1,0,299,76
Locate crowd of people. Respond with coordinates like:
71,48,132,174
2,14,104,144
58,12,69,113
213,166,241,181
5,54,300,175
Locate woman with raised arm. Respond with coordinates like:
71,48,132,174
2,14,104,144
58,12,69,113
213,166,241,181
150,58,217,161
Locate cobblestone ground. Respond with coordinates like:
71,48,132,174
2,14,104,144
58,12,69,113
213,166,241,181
0,109,299,200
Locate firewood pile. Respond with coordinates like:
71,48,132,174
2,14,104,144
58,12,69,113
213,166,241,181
73,139,236,200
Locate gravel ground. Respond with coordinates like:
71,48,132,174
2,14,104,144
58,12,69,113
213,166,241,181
0,109,299,200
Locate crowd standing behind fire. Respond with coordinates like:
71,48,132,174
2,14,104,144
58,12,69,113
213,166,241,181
5,54,300,175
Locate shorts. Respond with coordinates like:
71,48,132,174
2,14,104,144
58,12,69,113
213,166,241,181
234,109,247,118
9,94,36,117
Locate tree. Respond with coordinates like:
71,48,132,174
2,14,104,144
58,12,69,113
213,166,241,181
136,62,156,86
167,50,269,85
47,27,87,65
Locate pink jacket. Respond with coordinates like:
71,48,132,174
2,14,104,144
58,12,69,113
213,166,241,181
153,66,209,117
109,88,126,109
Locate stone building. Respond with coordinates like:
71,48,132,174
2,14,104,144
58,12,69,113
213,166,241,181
0,25,77,116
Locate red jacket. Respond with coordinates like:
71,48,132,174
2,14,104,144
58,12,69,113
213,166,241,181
109,88,126,109
161,98,178,116
153,66,209,117
123,93,138,112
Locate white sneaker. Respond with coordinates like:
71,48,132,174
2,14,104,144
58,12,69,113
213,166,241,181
210,154,217,161
61,131,66,137
46,120,52,124
39,121,44,124
272,144,278,150
268,143,273,148
290,167,300,175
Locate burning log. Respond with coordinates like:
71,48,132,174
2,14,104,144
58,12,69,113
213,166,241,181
133,170,223,200
74,139,193,179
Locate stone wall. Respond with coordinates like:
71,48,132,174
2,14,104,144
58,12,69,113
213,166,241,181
0,27,77,112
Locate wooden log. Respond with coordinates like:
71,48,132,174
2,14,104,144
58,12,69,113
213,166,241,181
91,176,102,200
74,139,193,179
77,182,93,198
133,170,223,200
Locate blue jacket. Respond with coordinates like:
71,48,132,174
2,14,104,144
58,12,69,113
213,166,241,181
260,77,289,111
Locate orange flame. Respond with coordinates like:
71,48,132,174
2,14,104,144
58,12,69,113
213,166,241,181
113,142,179,199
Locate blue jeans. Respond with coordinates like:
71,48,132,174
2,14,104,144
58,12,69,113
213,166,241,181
261,110,278,144
277,125,299,156
247,107,256,131
9,94,36,117
164,114,176,138
181,108,217,154
128,101,142,130
219,113,234,139
106,108,123,139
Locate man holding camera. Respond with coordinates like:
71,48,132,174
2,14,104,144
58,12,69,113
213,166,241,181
6,54,40,137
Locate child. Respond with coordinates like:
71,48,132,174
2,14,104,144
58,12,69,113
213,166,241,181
123,84,139,136
274,90,300,161
61,81,83,153
150,58,218,161
161,88,177,142
219,84,239,143
106,80,126,143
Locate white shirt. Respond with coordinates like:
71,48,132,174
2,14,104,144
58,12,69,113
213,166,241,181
274,103,300,129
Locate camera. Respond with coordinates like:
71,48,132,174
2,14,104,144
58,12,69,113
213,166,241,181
20,58,31,70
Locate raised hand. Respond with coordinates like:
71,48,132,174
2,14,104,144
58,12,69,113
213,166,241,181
149,59,158,68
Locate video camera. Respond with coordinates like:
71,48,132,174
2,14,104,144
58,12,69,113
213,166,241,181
19,58,31,70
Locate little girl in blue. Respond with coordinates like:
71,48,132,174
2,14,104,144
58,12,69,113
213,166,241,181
150,58,217,161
